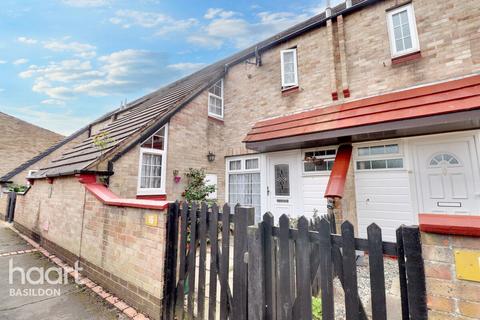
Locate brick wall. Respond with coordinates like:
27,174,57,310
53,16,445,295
0,112,63,181
13,178,167,319
422,232,480,319
160,0,480,213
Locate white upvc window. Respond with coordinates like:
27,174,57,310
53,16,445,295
280,48,298,88
137,125,168,195
386,3,420,57
303,147,337,175
208,79,224,119
355,143,404,171
226,156,261,217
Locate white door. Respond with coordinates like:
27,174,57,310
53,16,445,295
415,138,480,214
267,151,302,221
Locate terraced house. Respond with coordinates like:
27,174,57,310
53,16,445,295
1,0,479,317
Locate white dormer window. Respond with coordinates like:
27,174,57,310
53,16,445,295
280,48,298,88
386,4,420,57
208,79,224,119
137,125,168,195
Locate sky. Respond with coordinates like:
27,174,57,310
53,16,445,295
0,0,334,135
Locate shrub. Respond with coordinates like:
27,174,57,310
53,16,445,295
183,168,216,202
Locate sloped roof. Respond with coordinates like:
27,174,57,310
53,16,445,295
23,0,376,179
244,74,480,146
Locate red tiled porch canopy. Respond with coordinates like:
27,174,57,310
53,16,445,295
244,74,480,152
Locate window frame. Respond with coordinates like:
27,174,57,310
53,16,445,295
280,48,299,88
137,124,168,195
225,155,262,218
302,146,338,176
386,3,420,58
354,142,405,172
208,78,224,119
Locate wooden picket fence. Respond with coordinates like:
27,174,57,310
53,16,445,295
162,202,427,320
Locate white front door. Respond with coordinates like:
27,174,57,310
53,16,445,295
267,151,302,221
415,137,480,214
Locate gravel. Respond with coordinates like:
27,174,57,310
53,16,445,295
331,255,401,320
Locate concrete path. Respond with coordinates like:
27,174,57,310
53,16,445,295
0,223,127,320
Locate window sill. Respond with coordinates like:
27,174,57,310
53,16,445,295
137,190,166,196
391,51,421,65
208,115,225,124
136,194,167,201
281,85,300,96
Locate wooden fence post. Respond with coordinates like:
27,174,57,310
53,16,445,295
247,224,265,320
278,215,293,320
233,206,255,320
319,218,334,320
367,223,387,320
341,221,359,320
174,202,189,318
263,212,276,320
396,226,409,320
402,226,428,320
294,217,312,319
220,204,231,319
162,202,179,320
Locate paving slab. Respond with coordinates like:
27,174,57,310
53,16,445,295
0,223,128,320
0,224,32,254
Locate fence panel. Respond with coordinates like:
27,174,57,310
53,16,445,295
163,204,427,320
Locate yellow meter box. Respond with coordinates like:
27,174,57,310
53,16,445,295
454,250,480,282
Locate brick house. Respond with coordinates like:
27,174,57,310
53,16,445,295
1,0,479,317
0,112,63,184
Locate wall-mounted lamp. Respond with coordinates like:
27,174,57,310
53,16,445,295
207,151,216,162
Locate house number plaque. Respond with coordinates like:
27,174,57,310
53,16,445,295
145,213,159,227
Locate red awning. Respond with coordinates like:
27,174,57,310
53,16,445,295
244,74,480,147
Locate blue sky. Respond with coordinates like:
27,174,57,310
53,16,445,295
0,0,331,135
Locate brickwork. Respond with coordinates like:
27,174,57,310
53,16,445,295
0,112,63,182
91,0,480,211
13,178,167,319
422,232,480,319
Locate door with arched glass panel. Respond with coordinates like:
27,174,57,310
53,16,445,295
415,138,480,214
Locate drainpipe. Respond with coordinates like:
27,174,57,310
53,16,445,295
324,144,353,230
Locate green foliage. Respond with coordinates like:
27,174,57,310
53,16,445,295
312,296,322,320
93,131,114,152
8,184,28,193
183,168,216,202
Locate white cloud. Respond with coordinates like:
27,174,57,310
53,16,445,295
13,58,29,65
61,0,110,8
0,60,7,64
189,9,309,49
187,35,223,49
17,36,38,44
41,99,66,105
204,8,236,20
109,10,198,36
19,49,198,100
43,39,96,58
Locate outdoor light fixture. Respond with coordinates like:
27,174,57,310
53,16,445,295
207,151,216,162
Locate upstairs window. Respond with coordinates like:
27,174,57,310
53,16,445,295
280,48,298,88
138,125,168,195
208,79,224,119
387,4,420,57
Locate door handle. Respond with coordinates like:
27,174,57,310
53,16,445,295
267,186,270,196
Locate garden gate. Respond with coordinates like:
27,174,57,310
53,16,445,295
162,202,427,320
6,191,16,223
